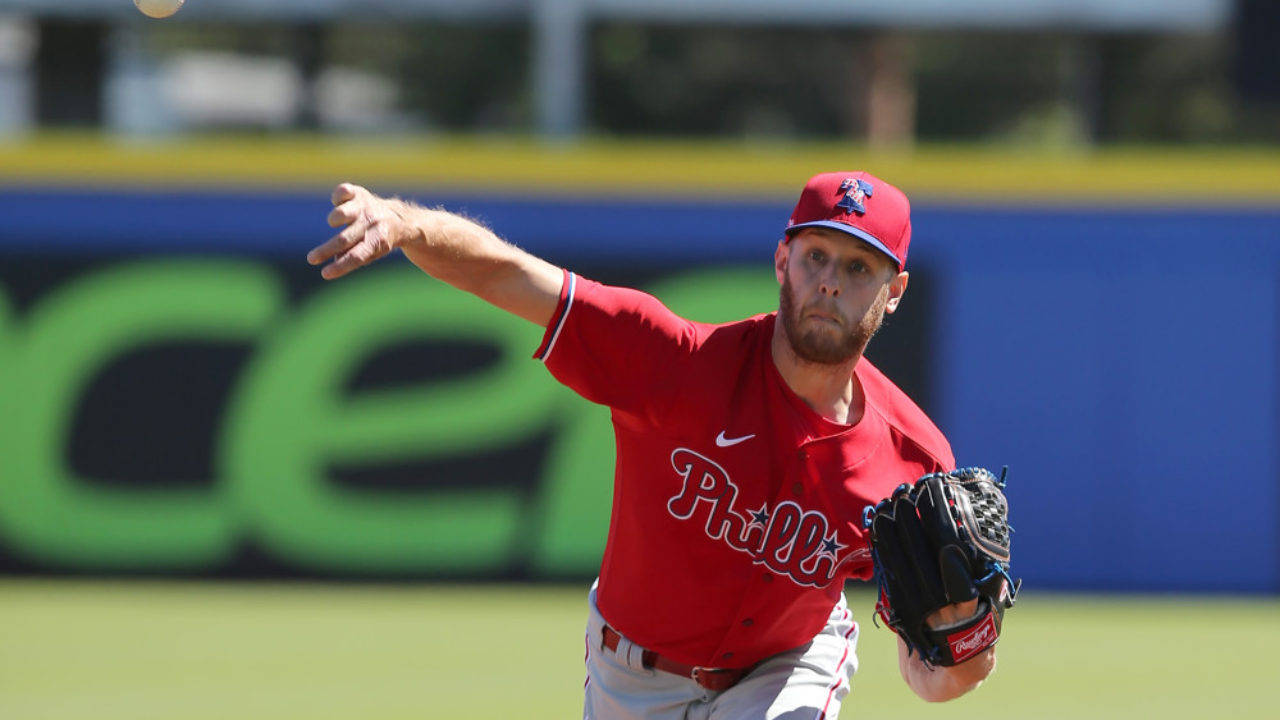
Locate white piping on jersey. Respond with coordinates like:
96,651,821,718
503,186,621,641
541,271,576,363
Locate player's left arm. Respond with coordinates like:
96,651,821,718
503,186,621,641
896,599,996,702
867,467,1017,702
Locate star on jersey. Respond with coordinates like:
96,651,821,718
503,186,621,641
749,504,771,527
836,178,874,215
820,531,845,558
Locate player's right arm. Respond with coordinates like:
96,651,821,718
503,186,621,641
306,183,564,327
309,183,699,417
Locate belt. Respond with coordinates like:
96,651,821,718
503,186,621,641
601,625,751,692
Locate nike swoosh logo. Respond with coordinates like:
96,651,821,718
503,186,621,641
715,431,756,448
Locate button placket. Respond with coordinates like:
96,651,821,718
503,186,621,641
712,564,772,664
792,444,810,495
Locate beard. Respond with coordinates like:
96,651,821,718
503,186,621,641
779,273,886,366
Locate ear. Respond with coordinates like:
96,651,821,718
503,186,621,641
884,271,909,314
774,239,789,284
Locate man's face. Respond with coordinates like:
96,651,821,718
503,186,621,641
776,228,908,365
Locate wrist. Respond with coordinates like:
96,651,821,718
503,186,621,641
909,645,995,702
386,199,431,248
944,645,996,690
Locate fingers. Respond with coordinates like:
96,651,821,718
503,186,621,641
314,183,401,280
312,182,368,276
327,199,359,228
320,227,393,280
331,182,360,206
307,222,364,266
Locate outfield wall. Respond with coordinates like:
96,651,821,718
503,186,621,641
1,144,1277,593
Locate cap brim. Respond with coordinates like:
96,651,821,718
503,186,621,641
785,221,902,269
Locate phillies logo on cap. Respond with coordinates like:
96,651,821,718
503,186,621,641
836,178,874,215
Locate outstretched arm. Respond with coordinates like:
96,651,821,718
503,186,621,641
306,183,564,327
897,599,997,702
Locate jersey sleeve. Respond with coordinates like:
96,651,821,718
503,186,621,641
534,270,698,418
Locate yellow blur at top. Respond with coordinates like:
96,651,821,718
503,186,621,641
1,133,1277,204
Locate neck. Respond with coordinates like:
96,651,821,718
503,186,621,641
770,318,865,426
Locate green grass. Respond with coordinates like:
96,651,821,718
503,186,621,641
1,580,1276,719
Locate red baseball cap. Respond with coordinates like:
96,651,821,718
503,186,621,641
784,171,911,271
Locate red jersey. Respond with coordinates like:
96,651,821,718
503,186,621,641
535,271,955,669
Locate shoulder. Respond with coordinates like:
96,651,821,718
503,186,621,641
696,312,774,353
572,275,684,321
660,313,771,394
549,275,700,355
857,358,955,470
569,275,770,343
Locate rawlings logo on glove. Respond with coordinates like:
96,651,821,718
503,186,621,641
863,467,1021,667
947,613,997,662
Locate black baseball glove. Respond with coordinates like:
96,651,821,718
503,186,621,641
863,467,1020,667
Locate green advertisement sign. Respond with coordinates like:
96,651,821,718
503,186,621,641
0,260,780,577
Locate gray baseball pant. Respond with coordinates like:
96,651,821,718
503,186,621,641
583,582,859,720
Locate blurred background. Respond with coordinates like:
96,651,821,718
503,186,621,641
0,1,1277,719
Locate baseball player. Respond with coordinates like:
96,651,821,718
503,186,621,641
307,171,1014,718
